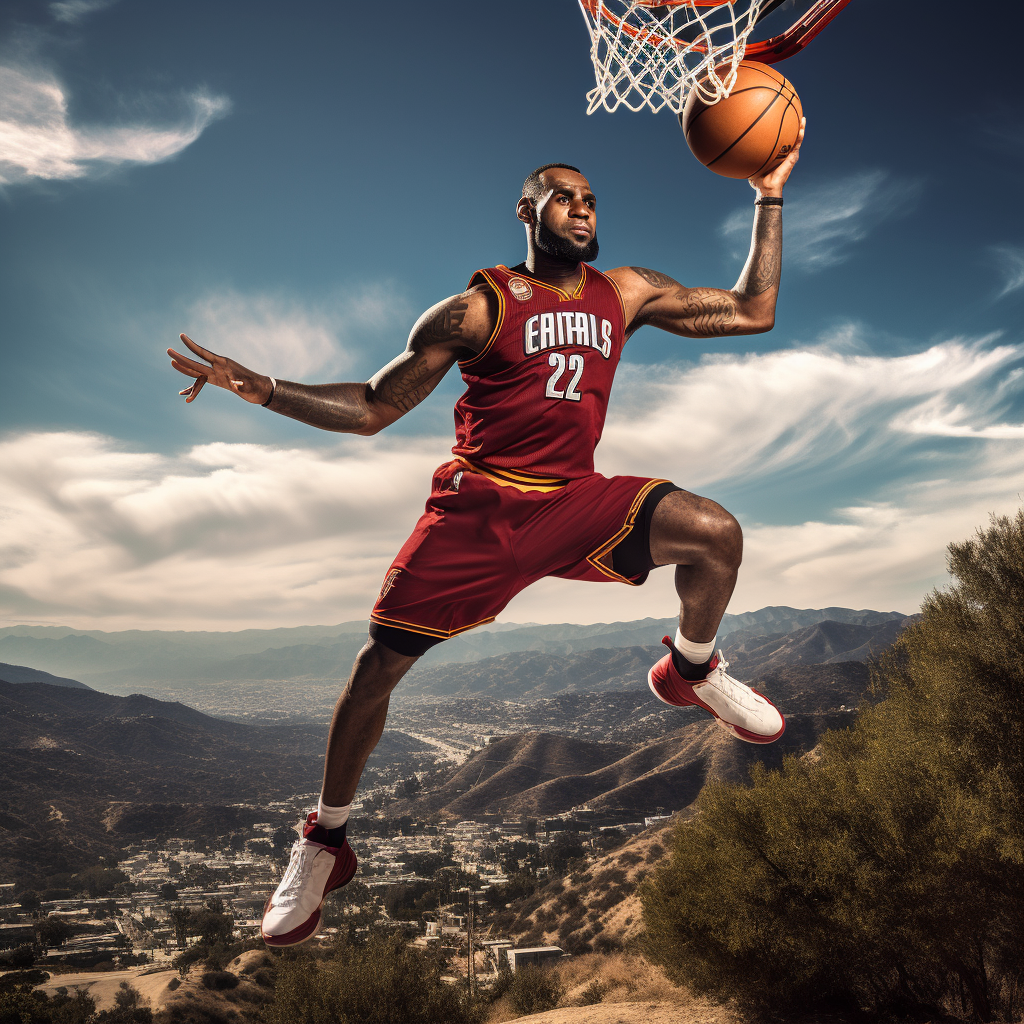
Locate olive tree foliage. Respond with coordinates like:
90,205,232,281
641,511,1024,1021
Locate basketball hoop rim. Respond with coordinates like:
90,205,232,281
578,0,737,53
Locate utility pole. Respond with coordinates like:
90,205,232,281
467,888,475,998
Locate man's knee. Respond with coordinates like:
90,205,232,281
651,491,742,568
346,639,417,702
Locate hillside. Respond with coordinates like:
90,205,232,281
0,661,91,689
0,681,430,884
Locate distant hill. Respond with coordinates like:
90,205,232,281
0,606,907,696
0,661,91,689
0,680,430,885
394,709,852,821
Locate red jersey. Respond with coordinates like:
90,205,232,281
452,263,626,482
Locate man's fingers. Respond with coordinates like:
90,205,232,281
168,349,213,377
181,376,207,402
179,333,218,362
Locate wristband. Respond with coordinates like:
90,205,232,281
755,196,783,207
261,377,277,407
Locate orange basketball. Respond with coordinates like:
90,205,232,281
680,62,803,180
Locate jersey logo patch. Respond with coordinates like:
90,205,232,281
508,277,533,301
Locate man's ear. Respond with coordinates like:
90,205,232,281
516,197,535,226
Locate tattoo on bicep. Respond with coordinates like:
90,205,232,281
419,298,469,346
629,267,679,289
377,356,442,413
678,288,737,336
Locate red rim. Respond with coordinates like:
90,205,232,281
579,0,737,52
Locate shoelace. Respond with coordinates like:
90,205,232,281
705,652,758,710
275,841,320,905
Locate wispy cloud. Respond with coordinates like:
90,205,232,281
990,244,1024,299
49,0,117,23
2,337,1023,629
0,63,229,186
185,284,413,380
722,171,922,270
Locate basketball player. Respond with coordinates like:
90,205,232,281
167,121,805,947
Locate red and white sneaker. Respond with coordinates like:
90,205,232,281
648,638,785,744
261,811,357,948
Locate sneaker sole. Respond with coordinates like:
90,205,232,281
261,842,358,948
648,665,786,744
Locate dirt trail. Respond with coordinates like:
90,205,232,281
511,1001,738,1024
36,967,181,1011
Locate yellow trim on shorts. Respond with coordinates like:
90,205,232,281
457,458,569,493
370,612,498,640
585,478,671,586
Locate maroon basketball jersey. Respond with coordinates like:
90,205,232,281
452,264,626,481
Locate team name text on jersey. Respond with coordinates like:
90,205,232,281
523,312,613,359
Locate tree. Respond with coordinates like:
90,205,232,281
521,816,538,840
168,904,191,949
506,964,564,1016
157,882,178,901
96,980,152,1023
36,915,73,950
642,510,1024,1021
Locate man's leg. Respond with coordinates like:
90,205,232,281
646,489,785,744
261,638,418,947
648,489,742,644
321,639,419,806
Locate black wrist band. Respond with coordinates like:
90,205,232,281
756,196,783,207
261,377,277,407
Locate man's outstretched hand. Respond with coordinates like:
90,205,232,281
749,115,806,197
167,334,273,405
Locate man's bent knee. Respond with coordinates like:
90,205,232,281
346,638,418,702
650,490,742,568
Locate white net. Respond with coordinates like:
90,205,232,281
578,0,766,114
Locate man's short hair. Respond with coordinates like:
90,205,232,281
522,163,582,203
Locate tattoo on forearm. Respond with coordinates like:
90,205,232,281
742,206,782,297
678,288,737,336
269,381,371,432
629,267,679,289
377,356,442,413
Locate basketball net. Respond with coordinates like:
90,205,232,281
578,0,766,114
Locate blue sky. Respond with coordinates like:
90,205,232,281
1,0,1022,630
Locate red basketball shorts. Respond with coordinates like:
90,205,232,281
370,459,670,647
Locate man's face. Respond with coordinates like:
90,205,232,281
525,169,599,263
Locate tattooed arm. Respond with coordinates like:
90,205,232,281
609,117,804,339
167,286,496,434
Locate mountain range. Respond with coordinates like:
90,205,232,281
0,606,908,698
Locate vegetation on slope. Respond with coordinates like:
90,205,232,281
642,511,1024,1021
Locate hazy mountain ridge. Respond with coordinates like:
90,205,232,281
0,661,91,689
0,606,906,695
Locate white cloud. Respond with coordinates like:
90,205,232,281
0,63,229,186
2,337,1023,630
722,171,921,270
49,0,117,23
184,284,413,380
991,244,1024,298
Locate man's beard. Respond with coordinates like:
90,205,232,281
534,220,599,264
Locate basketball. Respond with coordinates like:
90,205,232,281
680,62,803,180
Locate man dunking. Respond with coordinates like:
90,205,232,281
167,120,805,947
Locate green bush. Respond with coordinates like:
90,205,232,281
642,511,1024,1021
506,964,564,1016
263,932,474,1024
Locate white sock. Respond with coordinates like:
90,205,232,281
315,798,352,829
674,628,716,665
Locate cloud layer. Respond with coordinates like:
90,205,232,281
2,337,1023,629
184,284,413,380
722,170,921,270
0,63,229,186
